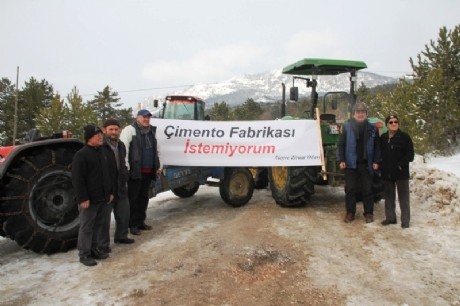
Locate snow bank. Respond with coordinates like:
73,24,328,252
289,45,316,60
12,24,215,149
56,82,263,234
411,155,460,224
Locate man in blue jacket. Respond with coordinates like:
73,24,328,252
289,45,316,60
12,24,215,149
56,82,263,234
337,102,381,224
120,109,161,236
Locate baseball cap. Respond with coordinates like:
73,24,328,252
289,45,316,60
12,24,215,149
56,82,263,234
137,109,152,117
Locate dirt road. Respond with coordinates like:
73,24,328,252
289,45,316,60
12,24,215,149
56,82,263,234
1,174,460,305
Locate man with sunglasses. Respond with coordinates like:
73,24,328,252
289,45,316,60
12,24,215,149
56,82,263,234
380,115,414,229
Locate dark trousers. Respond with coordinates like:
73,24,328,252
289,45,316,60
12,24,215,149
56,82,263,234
113,194,131,240
128,175,152,228
384,179,410,226
77,201,106,258
98,202,113,250
98,193,131,248
345,164,374,215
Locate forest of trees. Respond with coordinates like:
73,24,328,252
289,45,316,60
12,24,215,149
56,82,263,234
0,81,133,143
1,25,459,156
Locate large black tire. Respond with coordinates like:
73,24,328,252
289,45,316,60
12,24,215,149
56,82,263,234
268,166,315,207
171,182,200,198
219,167,254,207
0,146,80,254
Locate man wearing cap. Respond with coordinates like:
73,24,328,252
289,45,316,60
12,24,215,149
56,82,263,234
72,124,114,266
120,109,161,236
337,102,381,224
98,119,135,254
380,115,414,228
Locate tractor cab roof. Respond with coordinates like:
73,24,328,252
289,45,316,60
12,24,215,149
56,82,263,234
165,95,204,103
282,58,367,76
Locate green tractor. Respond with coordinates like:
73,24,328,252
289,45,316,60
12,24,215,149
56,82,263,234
268,58,385,207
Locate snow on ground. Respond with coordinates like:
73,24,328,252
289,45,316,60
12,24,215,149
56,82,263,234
416,153,460,222
426,151,460,177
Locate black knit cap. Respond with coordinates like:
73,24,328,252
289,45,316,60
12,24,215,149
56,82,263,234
83,124,102,142
103,118,120,128
385,114,399,125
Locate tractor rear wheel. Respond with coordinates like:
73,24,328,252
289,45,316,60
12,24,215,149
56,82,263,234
171,182,200,198
268,166,315,207
0,147,79,254
219,167,254,207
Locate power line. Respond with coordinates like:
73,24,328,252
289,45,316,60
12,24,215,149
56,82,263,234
366,70,412,75
80,84,195,97
80,80,228,97
118,84,195,93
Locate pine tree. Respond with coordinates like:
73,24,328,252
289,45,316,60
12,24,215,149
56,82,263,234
66,87,97,141
409,24,460,154
17,77,54,139
88,85,122,125
0,78,16,145
232,98,264,120
35,94,66,136
209,101,232,121
364,25,460,155
113,108,135,128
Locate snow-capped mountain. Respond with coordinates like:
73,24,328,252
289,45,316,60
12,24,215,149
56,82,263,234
142,69,397,108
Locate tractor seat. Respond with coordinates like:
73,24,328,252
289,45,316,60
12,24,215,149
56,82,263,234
320,114,336,123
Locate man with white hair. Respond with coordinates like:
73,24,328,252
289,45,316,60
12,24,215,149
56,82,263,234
120,110,161,236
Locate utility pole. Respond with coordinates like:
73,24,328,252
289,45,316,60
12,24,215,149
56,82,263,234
281,83,286,117
12,66,19,145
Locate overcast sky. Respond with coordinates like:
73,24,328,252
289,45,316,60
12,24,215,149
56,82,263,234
1,0,459,110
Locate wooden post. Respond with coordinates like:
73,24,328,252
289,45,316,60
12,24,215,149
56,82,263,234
315,107,327,180
12,66,19,146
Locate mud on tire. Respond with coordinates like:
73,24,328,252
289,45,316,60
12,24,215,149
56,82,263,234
0,146,80,254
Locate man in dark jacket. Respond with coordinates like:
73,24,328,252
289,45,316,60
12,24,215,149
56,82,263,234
120,109,161,236
98,119,135,254
72,125,114,266
380,115,414,228
337,102,381,224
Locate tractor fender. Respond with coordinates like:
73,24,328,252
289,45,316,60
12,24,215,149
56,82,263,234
0,139,83,179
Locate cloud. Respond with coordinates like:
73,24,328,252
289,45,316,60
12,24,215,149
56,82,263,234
143,43,266,85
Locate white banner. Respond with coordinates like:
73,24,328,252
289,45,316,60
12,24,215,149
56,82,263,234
152,119,322,167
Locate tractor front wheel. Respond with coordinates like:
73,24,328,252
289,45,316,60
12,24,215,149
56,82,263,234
219,167,254,207
171,182,200,198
